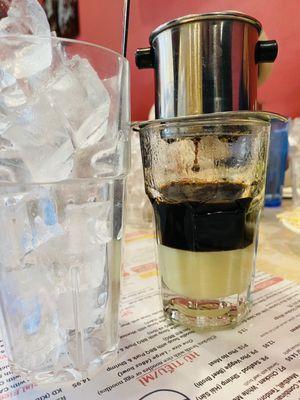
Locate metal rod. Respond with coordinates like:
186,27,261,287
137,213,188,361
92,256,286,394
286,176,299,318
122,0,130,57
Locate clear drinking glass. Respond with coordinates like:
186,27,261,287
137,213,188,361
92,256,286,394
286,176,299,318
0,36,130,383
138,113,271,330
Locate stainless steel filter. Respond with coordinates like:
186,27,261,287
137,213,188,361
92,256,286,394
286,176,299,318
136,12,278,119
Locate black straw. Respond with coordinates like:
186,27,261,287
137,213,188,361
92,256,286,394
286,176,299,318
122,0,130,57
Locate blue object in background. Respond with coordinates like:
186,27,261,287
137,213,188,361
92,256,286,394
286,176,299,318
265,121,289,207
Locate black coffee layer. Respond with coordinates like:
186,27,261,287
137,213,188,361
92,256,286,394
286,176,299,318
150,182,258,252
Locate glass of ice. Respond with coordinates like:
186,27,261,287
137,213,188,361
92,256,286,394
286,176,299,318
0,35,130,383
137,113,274,330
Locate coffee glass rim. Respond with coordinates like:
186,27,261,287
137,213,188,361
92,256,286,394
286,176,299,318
133,111,287,132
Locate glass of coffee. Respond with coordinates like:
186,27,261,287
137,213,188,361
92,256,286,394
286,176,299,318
137,113,272,330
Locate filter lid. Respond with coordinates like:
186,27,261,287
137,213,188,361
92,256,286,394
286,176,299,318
149,11,262,43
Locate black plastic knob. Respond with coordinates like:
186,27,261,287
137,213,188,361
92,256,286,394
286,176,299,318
255,40,278,63
135,47,154,69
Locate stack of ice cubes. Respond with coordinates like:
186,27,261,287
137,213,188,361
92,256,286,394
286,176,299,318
0,0,112,183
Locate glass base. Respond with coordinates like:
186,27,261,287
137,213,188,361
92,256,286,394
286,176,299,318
8,345,118,385
264,194,282,207
163,293,251,331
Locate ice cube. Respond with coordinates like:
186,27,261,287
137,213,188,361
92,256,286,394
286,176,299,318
0,0,50,36
72,138,118,178
0,110,32,182
0,150,31,182
0,192,33,262
30,195,64,248
0,1,52,79
0,36,52,80
56,202,112,291
103,75,121,139
46,56,110,149
2,95,74,182
0,67,15,89
31,234,107,293
0,188,63,262
24,217,109,332
65,201,112,248
25,201,112,292
58,278,106,330
0,107,11,134
1,266,64,371
54,242,108,329
26,34,68,96
90,136,121,176
72,144,99,178
10,200,112,331
0,68,27,108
